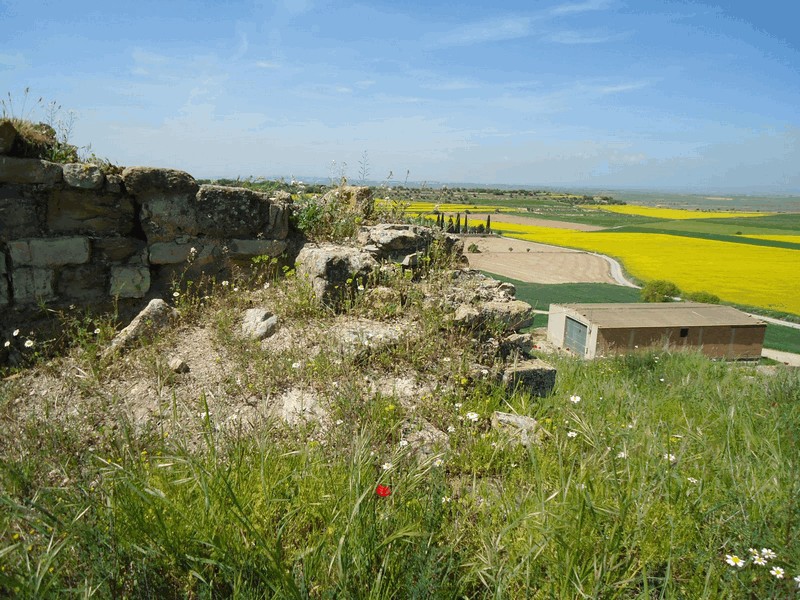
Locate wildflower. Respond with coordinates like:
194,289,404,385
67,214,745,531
770,566,784,579
616,451,627,459
748,548,759,557
433,458,443,467
687,477,699,484
441,496,451,504
13,329,19,337
753,555,767,566
570,395,581,404
399,440,408,448
442,357,451,363
454,402,462,409
466,412,479,422
376,484,391,497
725,555,745,568
233,286,239,292
659,377,665,382
567,431,578,438
335,419,344,426
94,328,100,334
382,462,393,471
357,284,364,291
291,362,301,369
221,280,230,287
447,426,455,433
3,341,9,348
664,453,677,463
794,574,800,588
761,548,777,560
24,340,34,348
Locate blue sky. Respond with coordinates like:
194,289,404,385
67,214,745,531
1,0,798,193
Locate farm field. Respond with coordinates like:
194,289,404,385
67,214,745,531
393,196,800,317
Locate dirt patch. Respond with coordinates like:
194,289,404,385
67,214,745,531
466,213,604,231
464,236,616,285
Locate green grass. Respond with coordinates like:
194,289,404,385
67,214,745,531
764,323,800,354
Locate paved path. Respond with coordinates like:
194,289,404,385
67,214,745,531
762,349,800,366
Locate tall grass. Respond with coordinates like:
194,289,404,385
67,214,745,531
1,258,799,597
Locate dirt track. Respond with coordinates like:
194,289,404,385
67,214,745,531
464,236,618,285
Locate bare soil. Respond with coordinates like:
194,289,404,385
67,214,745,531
464,236,616,285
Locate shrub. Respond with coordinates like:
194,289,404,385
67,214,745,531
684,290,720,304
467,243,480,254
640,279,681,302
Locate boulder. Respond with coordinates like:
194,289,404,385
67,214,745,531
122,167,199,242
295,243,378,307
104,298,178,356
62,163,105,190
47,189,135,234
168,356,190,373
121,167,198,197
501,358,556,397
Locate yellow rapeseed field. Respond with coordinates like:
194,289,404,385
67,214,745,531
375,200,515,214
591,205,770,220
478,223,798,314
742,234,800,244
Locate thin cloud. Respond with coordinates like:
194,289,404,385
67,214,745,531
549,0,612,16
546,30,627,44
255,60,280,69
435,16,533,47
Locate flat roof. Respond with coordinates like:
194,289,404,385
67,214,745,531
552,303,766,328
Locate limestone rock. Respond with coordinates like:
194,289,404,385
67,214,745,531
62,163,105,190
336,318,405,356
320,185,373,217
47,189,135,234
501,332,536,358
357,223,434,261
454,299,534,333
296,243,378,307
0,120,17,155
502,358,556,397
10,268,53,303
121,166,198,197
196,184,287,238
110,266,151,298
492,411,544,446
56,265,108,302
168,356,190,373
104,298,178,356
241,308,279,340
0,186,45,239
0,156,62,185
7,237,90,267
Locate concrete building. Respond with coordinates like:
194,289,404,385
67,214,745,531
547,303,766,360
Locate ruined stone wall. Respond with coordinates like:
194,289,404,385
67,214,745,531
0,154,291,322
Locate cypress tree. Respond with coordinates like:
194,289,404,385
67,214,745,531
455,213,461,233
486,214,491,232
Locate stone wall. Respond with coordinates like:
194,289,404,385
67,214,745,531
0,151,291,325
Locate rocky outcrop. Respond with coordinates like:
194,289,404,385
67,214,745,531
358,223,434,262
320,185,374,218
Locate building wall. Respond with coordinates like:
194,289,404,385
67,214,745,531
597,325,765,359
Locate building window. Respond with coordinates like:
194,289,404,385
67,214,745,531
680,328,689,338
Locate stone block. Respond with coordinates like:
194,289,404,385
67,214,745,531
8,237,90,267
12,268,54,303
196,184,275,238
47,189,135,234
0,120,17,155
110,266,151,298
0,186,45,240
0,156,62,185
56,265,108,302
267,202,290,239
502,359,556,397
62,163,105,189
0,276,8,306
148,240,219,266
121,167,198,197
139,195,200,242
228,239,287,259
0,251,6,274
94,237,147,263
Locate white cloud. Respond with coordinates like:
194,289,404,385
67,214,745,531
549,0,612,16
435,16,533,47
546,30,626,44
0,52,27,69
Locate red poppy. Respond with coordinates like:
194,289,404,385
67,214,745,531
376,484,391,497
